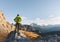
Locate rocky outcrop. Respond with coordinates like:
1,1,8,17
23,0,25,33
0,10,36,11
0,12,15,42
0,11,40,42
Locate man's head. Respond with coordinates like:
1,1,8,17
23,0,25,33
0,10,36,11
17,14,19,16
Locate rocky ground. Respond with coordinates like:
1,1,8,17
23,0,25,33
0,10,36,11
4,30,40,42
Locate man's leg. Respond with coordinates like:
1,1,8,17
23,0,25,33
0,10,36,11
15,23,18,33
17,23,20,36
17,23,22,36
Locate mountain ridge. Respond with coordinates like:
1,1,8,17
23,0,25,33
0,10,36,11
0,11,15,42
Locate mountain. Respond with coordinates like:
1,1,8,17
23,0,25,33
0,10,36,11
30,23,45,33
31,23,60,33
0,12,15,42
45,25,60,32
0,12,40,42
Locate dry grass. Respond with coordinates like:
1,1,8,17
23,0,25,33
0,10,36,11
19,30,40,39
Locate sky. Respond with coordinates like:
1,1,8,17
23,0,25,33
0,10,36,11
0,0,60,26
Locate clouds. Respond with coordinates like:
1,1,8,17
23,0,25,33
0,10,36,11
21,16,33,25
47,16,60,25
21,16,47,26
32,18,47,26
21,16,60,26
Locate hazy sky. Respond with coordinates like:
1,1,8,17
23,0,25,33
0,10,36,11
0,0,60,25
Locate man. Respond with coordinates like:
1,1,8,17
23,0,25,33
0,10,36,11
14,14,22,34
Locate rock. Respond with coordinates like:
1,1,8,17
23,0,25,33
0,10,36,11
4,30,16,42
0,11,15,42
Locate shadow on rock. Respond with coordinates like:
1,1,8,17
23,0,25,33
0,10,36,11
4,30,16,42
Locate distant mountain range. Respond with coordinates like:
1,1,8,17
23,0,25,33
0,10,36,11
31,23,60,33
